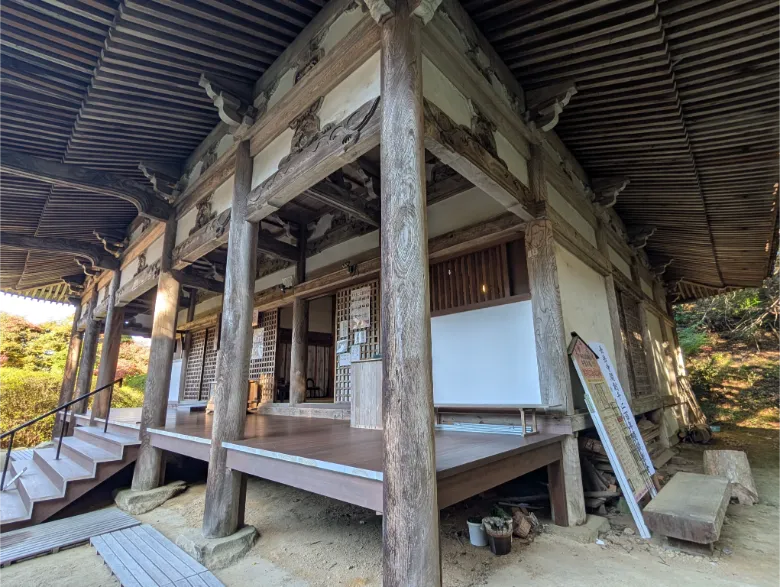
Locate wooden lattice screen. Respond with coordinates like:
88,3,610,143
429,244,510,314
200,327,219,399
618,291,653,398
248,309,278,403
182,329,207,401
334,280,380,403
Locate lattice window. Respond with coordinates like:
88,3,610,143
429,244,510,314
182,329,207,401
334,280,380,403
200,327,219,400
248,309,278,403
618,291,653,398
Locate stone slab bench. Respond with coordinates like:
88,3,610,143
643,472,730,545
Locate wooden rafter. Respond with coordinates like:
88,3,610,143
0,231,120,270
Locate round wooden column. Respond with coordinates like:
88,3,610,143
380,3,441,585
289,224,309,405
91,270,125,423
73,292,100,415
132,217,180,491
202,139,258,539
53,300,83,438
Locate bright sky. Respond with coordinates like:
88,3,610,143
0,292,75,324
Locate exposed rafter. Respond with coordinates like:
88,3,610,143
1,232,119,270
0,150,171,221
256,230,299,262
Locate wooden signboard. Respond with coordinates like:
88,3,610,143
569,334,656,538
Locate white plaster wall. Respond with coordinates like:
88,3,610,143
422,57,471,128
609,246,632,279
646,310,671,396
495,132,529,186
267,68,296,110
211,176,234,213
547,183,596,246
427,187,505,238
555,243,617,365
176,208,198,246
641,278,654,299
319,52,380,128
431,301,542,406
145,236,164,265
251,128,294,189
216,134,234,158
168,359,181,403
119,257,139,288
279,296,333,333
97,286,107,305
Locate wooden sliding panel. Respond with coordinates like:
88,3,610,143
182,329,207,402
618,291,654,398
247,310,279,403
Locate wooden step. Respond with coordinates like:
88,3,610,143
60,436,119,473
33,448,92,493
10,460,61,511
0,488,30,525
74,427,139,457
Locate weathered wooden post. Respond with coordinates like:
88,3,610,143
289,224,308,405
53,300,83,437
74,291,100,415
202,139,258,538
379,1,441,584
525,144,587,526
131,217,181,491
91,270,125,424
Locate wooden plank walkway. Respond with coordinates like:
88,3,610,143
0,507,139,566
92,524,223,587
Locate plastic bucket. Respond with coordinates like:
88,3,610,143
467,518,488,547
488,534,512,556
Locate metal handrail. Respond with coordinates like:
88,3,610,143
1,377,123,491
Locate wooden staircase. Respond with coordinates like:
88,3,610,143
0,425,140,532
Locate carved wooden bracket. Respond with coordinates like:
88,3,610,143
138,161,182,203
289,97,323,155
75,258,102,277
589,177,630,208
61,273,86,295
117,259,161,304
468,100,498,159
525,81,577,132
199,74,257,138
628,226,656,250
93,230,126,257
651,258,674,276
173,208,232,270
1,231,119,270
363,0,442,24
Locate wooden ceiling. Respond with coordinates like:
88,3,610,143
1,0,778,304
464,0,779,294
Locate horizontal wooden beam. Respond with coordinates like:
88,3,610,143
306,181,380,227
0,150,171,221
171,270,224,294
246,97,381,223
0,231,119,270
256,231,298,262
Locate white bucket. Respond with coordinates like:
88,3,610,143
467,519,488,547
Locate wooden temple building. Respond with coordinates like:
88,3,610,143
1,0,777,583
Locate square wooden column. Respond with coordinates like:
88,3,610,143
91,269,125,423
53,299,83,438
132,217,181,491
380,2,441,585
73,291,100,415
526,144,586,526
289,224,309,405
202,139,258,538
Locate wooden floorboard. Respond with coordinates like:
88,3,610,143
0,507,139,566
93,524,221,587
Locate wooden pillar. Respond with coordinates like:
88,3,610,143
53,300,83,438
595,222,633,399
202,140,258,539
74,291,100,415
177,291,197,403
91,270,125,424
525,144,586,526
289,224,308,405
380,4,441,585
132,217,181,491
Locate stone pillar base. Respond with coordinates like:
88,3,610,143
176,525,258,569
114,480,187,514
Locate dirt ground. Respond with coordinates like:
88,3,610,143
2,425,778,587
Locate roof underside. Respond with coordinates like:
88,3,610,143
464,0,779,293
1,0,778,304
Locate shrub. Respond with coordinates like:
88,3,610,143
1,367,62,448
678,326,710,357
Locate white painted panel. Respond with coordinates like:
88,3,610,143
555,243,616,366
495,132,529,186
267,68,296,110
640,278,654,299
120,258,139,288
319,52,380,128
646,310,671,395
168,359,182,403
176,208,197,246
145,236,164,265
547,183,597,246
609,246,632,279
427,187,505,238
211,176,234,213
97,286,107,305
321,4,363,54
422,57,471,128
279,296,333,333
431,301,542,406
216,134,234,158
251,128,294,188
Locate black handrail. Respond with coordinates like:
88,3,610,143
1,377,123,491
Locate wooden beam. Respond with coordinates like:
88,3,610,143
423,99,535,221
1,231,119,270
0,150,171,220
306,181,380,227
170,269,224,294
380,4,441,586
245,97,381,224
202,140,258,539
256,230,298,262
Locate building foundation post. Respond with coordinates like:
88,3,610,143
91,270,125,424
